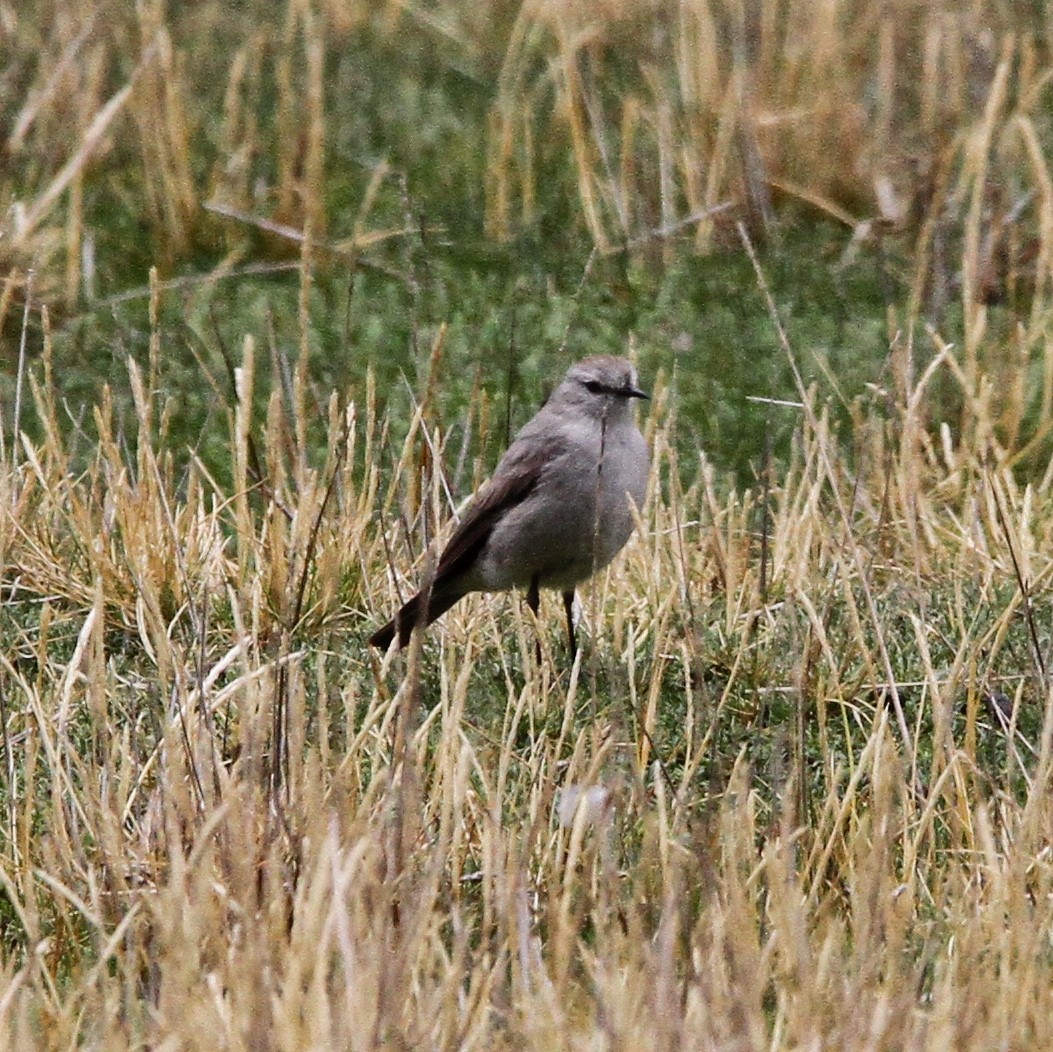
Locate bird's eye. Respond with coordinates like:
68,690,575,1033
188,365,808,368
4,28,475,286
583,380,606,394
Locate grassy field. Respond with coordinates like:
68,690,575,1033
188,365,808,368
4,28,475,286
5,0,1053,1047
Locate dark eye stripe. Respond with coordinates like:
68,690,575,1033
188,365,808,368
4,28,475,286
583,378,636,396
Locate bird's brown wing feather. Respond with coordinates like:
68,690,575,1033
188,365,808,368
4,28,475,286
368,431,562,650
433,435,559,587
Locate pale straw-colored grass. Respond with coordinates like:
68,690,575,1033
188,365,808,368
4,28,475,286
4,1,1053,1048
0,267,1051,1046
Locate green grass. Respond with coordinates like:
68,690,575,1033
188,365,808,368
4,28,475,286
41,218,900,494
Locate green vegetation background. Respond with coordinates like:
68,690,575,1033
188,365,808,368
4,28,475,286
5,8,913,488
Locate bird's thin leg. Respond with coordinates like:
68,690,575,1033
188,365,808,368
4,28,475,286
563,590,577,660
527,574,541,664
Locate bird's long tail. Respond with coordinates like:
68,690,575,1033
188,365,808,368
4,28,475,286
368,589,462,650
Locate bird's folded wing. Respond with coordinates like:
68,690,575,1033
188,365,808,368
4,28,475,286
435,435,559,584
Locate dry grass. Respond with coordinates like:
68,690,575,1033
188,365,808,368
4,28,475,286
0,277,1051,1046
4,0,1053,1048
7,4,1053,304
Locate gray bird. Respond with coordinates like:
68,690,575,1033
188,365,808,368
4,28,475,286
369,355,650,655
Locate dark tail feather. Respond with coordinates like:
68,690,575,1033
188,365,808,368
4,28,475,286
368,589,462,650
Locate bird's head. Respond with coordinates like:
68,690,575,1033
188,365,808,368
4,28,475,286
554,356,649,418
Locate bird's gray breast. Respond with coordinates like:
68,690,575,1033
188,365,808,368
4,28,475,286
470,411,648,592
